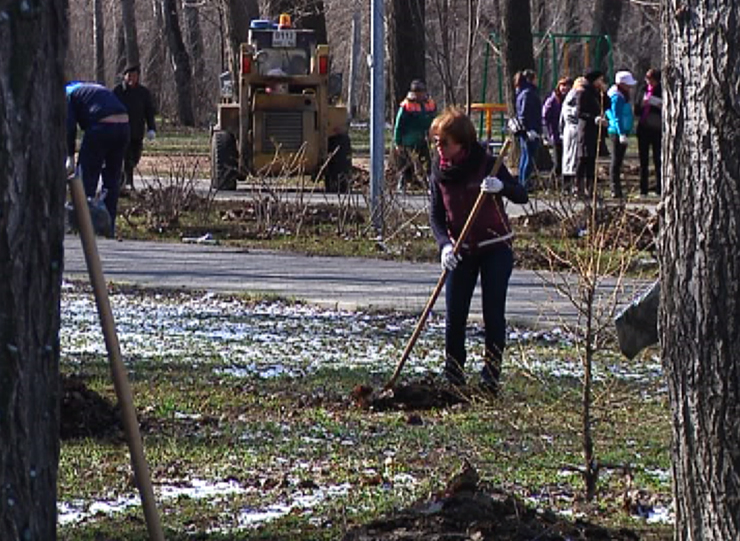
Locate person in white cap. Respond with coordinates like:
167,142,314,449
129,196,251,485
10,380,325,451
606,69,637,198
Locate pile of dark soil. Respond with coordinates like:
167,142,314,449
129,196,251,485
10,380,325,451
343,482,644,541
60,374,122,440
351,380,470,412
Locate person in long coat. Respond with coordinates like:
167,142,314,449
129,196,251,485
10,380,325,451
559,77,586,191
575,70,607,196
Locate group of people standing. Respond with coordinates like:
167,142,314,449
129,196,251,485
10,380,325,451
540,67,663,198
65,65,157,236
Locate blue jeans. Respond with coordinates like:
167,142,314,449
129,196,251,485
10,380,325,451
518,136,540,188
444,246,513,384
78,122,130,234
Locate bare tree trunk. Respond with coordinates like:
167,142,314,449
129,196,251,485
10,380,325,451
347,8,361,119
590,0,623,74
183,0,207,121
220,0,259,84
465,0,476,114
115,18,127,77
162,0,195,126
500,0,535,111
144,0,166,109
94,0,105,84
660,2,740,539
389,0,425,110
0,1,68,539
120,0,140,67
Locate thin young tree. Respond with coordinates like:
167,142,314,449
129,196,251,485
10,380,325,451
220,0,260,84
94,0,105,83
660,1,740,538
0,0,68,539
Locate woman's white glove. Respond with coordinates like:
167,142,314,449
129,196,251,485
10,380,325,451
619,134,628,145
65,155,75,177
146,129,156,141
595,116,609,127
440,244,460,271
480,176,504,194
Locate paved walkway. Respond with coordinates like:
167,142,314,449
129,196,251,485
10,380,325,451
63,236,648,329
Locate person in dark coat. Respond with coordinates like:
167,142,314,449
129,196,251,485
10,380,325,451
428,107,528,393
634,68,663,195
113,64,156,191
575,70,607,196
515,69,542,189
542,77,573,179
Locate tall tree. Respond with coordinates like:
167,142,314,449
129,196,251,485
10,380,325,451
183,0,207,120
590,0,623,73
120,0,141,67
389,0,426,109
0,0,68,539
162,0,195,126
144,0,166,109
499,0,535,110
94,0,105,84
660,1,740,539
220,0,259,83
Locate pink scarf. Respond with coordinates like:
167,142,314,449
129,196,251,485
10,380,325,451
641,84,655,122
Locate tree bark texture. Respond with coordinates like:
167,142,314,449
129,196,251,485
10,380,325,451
162,0,195,126
0,1,68,539
94,0,105,84
144,0,166,109
120,0,140,67
183,1,207,120
389,0,425,109
660,1,740,539
499,0,535,111
221,0,259,85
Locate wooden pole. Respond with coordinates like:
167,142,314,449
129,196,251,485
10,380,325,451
68,175,165,541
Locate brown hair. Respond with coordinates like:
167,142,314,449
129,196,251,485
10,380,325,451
646,68,661,83
429,107,477,149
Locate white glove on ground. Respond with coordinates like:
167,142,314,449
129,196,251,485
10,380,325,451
619,134,628,145
441,244,460,271
480,176,504,194
65,155,75,177
526,130,539,142
146,130,156,141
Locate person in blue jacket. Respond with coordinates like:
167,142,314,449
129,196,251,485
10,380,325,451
605,70,637,199
66,82,130,236
515,69,542,190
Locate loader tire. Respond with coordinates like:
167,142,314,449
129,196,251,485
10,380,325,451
325,133,352,193
211,130,238,191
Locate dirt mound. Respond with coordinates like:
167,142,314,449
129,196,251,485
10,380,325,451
60,375,122,440
343,483,641,541
351,380,468,412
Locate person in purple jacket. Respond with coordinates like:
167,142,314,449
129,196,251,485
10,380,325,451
429,107,528,394
541,77,572,181
66,82,130,236
514,69,542,189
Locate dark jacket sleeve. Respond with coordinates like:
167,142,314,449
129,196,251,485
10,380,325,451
495,162,528,204
144,87,156,131
66,99,78,156
429,178,451,249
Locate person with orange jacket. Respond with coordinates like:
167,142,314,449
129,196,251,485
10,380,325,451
393,79,437,192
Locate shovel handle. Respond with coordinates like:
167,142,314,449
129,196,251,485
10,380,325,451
384,139,513,390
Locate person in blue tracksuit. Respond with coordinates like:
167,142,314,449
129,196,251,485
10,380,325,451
66,82,130,236
605,70,637,198
515,69,542,190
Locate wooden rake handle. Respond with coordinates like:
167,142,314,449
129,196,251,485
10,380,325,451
68,175,165,541
384,139,513,390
